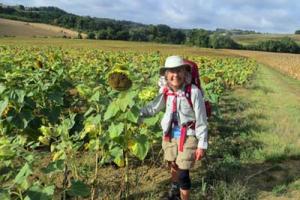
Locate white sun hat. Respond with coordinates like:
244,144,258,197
160,55,190,75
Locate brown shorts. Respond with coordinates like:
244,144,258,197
162,136,198,170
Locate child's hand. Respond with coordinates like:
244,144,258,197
195,148,205,160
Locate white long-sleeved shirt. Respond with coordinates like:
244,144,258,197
140,84,208,149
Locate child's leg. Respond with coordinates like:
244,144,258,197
176,136,198,200
168,161,180,198
169,161,179,182
177,169,191,200
162,139,180,199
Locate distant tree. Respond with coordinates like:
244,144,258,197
129,28,147,41
1,6,15,14
186,29,210,47
169,29,186,44
295,30,300,34
156,24,172,43
106,27,115,40
254,37,300,53
17,5,25,10
116,30,129,40
76,17,85,30
197,30,210,47
87,32,95,39
278,37,299,53
209,33,240,49
146,25,158,41
96,30,108,39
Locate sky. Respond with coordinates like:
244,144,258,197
2,0,300,33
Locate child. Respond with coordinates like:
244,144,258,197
140,55,208,200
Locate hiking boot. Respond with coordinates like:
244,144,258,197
168,186,181,200
160,183,181,200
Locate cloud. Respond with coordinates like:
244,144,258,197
2,0,300,33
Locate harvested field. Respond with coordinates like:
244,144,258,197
0,18,85,38
226,49,300,80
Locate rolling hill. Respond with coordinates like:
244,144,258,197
0,18,85,38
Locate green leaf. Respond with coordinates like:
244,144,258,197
83,107,95,117
110,146,124,167
124,111,138,123
210,94,219,103
0,189,10,200
14,163,32,190
76,84,92,98
104,101,120,121
118,91,136,111
41,107,61,124
0,98,8,116
42,185,55,197
143,114,160,126
89,91,100,102
119,106,139,123
0,144,15,160
67,180,90,197
86,114,101,125
57,114,76,138
24,97,36,110
113,156,125,167
41,160,64,174
108,123,124,139
24,154,35,162
0,84,6,94
39,126,53,137
129,135,149,160
19,108,34,129
48,91,64,106
15,89,26,104
26,184,55,200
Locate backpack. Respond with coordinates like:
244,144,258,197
162,59,212,118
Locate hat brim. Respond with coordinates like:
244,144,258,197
159,64,191,76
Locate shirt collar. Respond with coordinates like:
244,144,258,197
167,83,186,93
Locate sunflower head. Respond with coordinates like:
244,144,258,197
138,87,157,101
107,66,132,91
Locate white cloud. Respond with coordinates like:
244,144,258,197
2,0,300,33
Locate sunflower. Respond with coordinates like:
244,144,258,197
107,65,132,91
138,87,157,101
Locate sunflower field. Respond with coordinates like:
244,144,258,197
0,45,258,199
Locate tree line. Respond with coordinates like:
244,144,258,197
186,29,300,53
1,4,300,53
0,5,186,44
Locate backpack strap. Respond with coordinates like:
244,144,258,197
163,84,194,108
162,86,169,103
162,84,197,152
184,84,193,108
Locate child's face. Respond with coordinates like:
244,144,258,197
165,67,186,91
